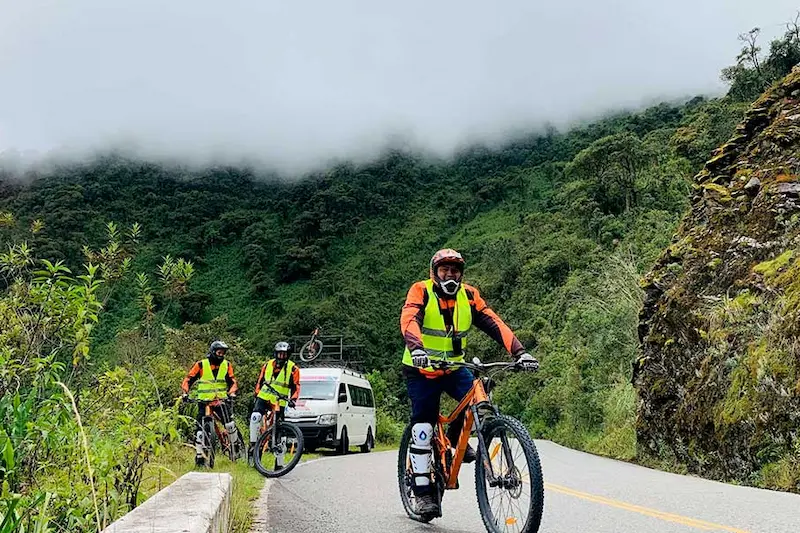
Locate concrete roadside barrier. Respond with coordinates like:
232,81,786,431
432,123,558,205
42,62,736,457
102,472,232,533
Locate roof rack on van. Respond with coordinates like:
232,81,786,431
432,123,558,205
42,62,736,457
299,359,368,377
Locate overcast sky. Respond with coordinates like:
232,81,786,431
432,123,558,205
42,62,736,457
0,1,798,173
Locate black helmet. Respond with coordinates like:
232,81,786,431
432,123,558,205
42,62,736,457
209,340,229,354
208,340,229,364
273,341,291,364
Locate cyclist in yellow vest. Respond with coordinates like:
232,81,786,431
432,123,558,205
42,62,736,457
248,341,301,463
400,249,538,516
181,340,239,465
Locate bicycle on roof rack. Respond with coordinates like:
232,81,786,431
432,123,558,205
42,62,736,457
299,326,324,362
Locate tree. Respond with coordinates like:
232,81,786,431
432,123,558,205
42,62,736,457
722,15,800,102
566,133,651,214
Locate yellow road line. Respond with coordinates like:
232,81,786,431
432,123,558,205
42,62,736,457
545,483,751,533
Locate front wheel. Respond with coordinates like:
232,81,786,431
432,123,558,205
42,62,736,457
203,419,216,469
475,414,544,533
338,426,349,455
225,424,245,462
360,428,374,453
299,339,324,362
253,422,304,478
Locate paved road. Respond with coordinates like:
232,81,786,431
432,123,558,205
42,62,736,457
259,440,800,533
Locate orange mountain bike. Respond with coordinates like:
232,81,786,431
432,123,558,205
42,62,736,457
252,384,305,478
184,397,245,468
398,358,544,533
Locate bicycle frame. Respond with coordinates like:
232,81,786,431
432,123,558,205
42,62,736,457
258,403,279,450
257,387,298,456
399,358,543,530
432,376,488,489
194,398,237,454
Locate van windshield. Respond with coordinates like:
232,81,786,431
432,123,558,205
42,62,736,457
299,380,337,400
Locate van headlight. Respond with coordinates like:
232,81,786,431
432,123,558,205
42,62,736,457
318,414,337,425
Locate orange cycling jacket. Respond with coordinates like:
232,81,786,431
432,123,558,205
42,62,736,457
400,280,525,359
254,361,301,400
181,360,239,395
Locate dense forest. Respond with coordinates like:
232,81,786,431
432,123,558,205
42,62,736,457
2,18,799,531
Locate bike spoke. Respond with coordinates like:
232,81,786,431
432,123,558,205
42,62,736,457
256,424,302,475
507,493,527,532
483,428,532,533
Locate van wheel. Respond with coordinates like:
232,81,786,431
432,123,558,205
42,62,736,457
360,428,374,453
339,427,349,455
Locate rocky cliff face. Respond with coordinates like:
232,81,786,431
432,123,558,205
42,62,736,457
636,69,800,490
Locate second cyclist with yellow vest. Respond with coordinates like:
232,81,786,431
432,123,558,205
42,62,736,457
248,341,301,463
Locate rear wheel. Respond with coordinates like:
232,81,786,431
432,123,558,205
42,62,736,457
397,424,435,523
253,422,304,478
475,414,544,533
299,339,324,362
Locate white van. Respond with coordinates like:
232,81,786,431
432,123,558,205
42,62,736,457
285,367,376,454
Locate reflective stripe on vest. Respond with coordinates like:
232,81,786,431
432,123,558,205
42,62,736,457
402,279,472,369
257,360,295,407
196,359,229,401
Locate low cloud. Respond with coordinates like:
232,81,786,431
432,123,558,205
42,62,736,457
0,0,797,174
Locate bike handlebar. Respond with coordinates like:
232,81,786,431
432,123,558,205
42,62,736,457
182,387,296,406
182,396,235,404
255,384,297,407
428,357,537,373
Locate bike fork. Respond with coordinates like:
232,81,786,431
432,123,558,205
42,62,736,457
272,419,286,468
473,406,497,480
197,417,213,458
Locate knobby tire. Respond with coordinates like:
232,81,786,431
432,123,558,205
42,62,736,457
299,339,324,362
253,421,305,478
475,414,544,533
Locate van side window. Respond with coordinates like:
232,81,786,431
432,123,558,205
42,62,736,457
338,383,347,400
366,388,374,408
347,385,375,408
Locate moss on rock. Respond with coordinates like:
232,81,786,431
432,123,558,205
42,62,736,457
636,70,800,492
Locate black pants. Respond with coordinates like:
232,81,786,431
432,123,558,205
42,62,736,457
196,401,232,426
404,366,474,443
252,397,285,421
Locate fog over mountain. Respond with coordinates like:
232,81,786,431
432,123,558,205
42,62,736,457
0,0,797,173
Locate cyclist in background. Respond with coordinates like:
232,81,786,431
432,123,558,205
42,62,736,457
248,341,300,464
181,340,239,466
